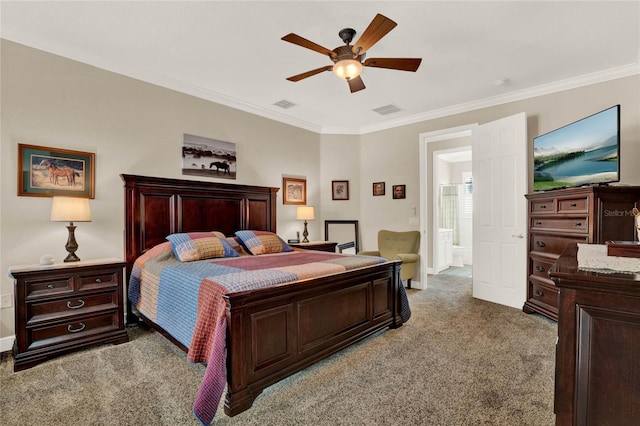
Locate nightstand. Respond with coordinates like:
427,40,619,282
9,258,129,371
289,241,338,252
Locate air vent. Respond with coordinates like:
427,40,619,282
372,104,403,115
273,99,297,109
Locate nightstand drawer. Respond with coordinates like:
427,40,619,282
28,312,120,351
77,270,120,291
27,292,117,324
25,276,74,299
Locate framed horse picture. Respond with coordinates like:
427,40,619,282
18,144,95,198
182,133,237,180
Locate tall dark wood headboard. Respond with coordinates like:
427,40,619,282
121,174,279,276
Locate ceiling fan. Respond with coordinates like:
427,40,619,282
282,13,422,93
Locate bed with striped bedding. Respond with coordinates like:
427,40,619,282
129,241,407,424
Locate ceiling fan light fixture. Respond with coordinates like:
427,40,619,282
333,59,362,81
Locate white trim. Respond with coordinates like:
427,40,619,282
0,335,15,353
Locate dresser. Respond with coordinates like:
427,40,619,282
9,258,129,371
523,186,640,321
550,243,640,425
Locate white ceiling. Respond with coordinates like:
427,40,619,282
2,1,639,135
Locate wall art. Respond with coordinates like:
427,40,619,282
18,143,95,198
182,133,237,180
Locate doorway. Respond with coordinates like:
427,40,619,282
419,124,477,282
434,146,473,276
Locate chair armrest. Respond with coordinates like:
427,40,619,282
358,250,381,257
392,253,419,263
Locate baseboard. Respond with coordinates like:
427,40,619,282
0,335,15,353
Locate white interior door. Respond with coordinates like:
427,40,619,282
472,112,527,309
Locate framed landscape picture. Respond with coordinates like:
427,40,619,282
332,180,349,200
283,177,307,205
18,144,95,198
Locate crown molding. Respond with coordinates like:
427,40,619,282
3,32,638,136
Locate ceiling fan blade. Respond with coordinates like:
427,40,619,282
348,76,366,93
363,57,422,72
282,33,336,57
286,65,334,82
352,14,397,55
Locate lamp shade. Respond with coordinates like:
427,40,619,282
50,196,92,222
333,59,362,81
296,206,315,221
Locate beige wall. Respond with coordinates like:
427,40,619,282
0,41,329,341
1,39,639,343
358,76,640,274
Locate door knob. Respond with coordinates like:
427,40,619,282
512,233,525,239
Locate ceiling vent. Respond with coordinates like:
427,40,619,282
372,104,403,115
273,99,297,109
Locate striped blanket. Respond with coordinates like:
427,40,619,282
128,242,397,424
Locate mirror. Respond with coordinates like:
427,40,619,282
324,220,359,254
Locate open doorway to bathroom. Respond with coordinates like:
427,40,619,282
434,147,473,278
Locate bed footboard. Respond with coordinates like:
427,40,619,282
223,260,401,416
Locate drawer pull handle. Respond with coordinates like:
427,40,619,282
535,221,542,226
535,241,546,248
574,222,582,227
535,266,544,272
540,205,547,209
67,323,86,333
95,278,102,283
570,203,577,207
534,290,544,297
47,284,54,289
66,299,85,310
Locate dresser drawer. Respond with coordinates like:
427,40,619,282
27,292,117,324
27,312,120,351
530,256,556,279
530,217,589,232
531,199,556,214
528,278,558,310
557,196,589,213
24,275,74,300
530,233,588,255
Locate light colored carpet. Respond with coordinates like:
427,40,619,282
0,272,557,425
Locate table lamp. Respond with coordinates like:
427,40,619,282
296,206,315,243
50,196,92,262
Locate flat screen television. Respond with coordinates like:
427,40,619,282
533,105,620,191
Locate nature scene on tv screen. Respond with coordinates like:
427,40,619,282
533,107,618,191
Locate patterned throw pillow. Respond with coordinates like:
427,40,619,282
234,230,293,255
166,231,238,262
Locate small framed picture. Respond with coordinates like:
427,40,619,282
18,143,95,198
373,182,385,196
332,180,349,200
282,177,307,205
392,184,406,199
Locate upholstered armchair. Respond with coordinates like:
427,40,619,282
359,230,421,288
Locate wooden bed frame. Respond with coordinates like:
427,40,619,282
121,174,402,416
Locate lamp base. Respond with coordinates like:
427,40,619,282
302,221,309,243
64,223,81,262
